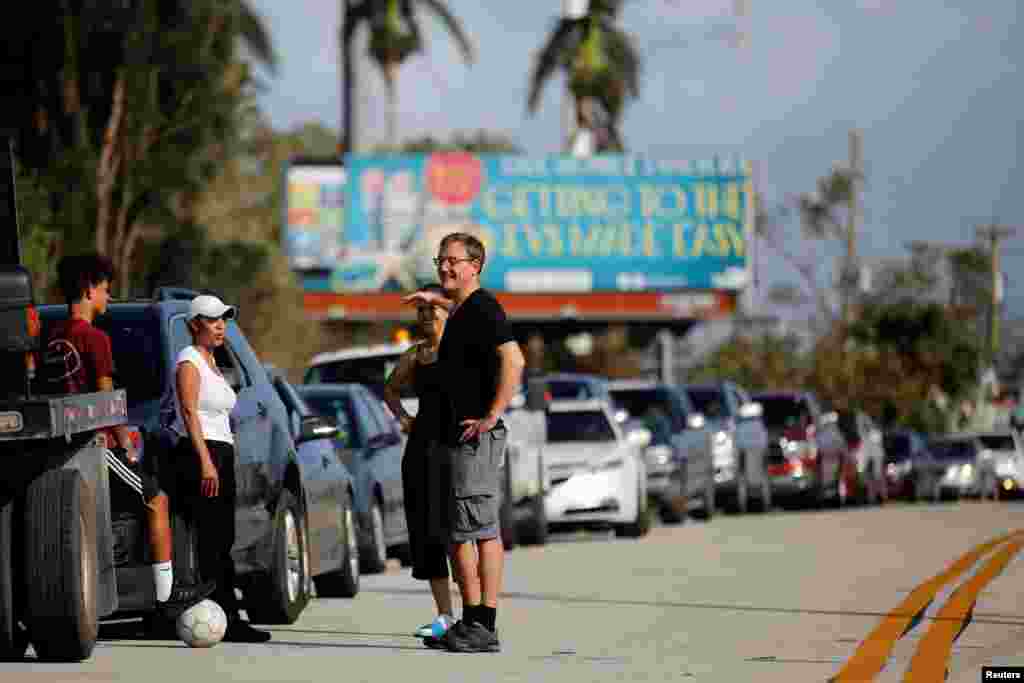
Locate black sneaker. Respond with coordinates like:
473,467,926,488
443,620,500,653
159,580,217,620
223,620,272,643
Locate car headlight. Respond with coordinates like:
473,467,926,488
960,463,974,482
645,445,673,467
594,458,625,473
783,439,805,454
713,431,732,448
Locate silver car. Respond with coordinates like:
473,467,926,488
975,431,1024,497
928,435,1001,500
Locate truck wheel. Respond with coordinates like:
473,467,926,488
23,469,98,662
313,489,360,598
0,495,26,660
246,490,310,625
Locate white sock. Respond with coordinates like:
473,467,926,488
153,561,173,602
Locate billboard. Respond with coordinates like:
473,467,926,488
283,162,346,270
304,154,751,294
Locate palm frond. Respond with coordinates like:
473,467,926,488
604,24,641,99
527,18,582,114
237,2,278,71
417,0,475,64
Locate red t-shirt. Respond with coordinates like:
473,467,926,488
46,318,115,395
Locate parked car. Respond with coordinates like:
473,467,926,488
752,390,851,508
928,434,1000,500
296,383,409,573
304,342,412,398
882,430,942,502
836,410,888,504
608,379,716,522
683,382,772,514
543,399,651,537
541,373,627,422
974,431,1024,497
39,292,349,626
303,343,551,549
268,370,360,597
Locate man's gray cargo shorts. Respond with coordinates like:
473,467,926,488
447,426,507,543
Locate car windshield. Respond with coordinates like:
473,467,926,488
609,388,682,441
978,435,1016,451
883,434,911,461
548,380,601,401
546,410,616,443
305,354,413,399
930,440,976,461
42,307,165,407
756,397,809,429
685,388,728,419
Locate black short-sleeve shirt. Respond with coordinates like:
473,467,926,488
438,289,515,445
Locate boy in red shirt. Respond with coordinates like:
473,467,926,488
48,254,212,622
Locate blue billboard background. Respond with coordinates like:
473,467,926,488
305,155,751,293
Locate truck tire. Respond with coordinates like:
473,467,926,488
23,469,98,662
313,489,360,598
0,494,27,660
246,490,311,625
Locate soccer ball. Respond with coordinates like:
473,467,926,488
176,599,227,648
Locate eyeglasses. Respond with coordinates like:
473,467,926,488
433,257,475,268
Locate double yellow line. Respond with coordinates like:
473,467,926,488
831,530,1024,682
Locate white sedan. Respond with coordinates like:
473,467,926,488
543,399,652,538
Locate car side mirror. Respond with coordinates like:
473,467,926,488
366,431,400,452
297,415,338,444
626,427,652,450
738,402,762,420
687,413,706,430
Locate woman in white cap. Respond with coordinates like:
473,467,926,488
171,294,271,643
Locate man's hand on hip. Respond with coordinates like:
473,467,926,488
460,414,498,443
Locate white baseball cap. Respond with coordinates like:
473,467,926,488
188,294,236,321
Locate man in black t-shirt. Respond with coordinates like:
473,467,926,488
403,232,526,653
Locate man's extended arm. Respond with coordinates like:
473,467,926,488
486,341,526,422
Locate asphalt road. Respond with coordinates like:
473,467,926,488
3,501,1024,682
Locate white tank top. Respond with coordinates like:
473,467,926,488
173,346,237,445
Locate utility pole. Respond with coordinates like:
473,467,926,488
977,223,1018,362
339,0,357,156
842,128,863,325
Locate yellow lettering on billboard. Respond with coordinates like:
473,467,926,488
643,223,659,258
543,224,564,257
691,224,713,257
714,222,746,257
569,223,630,257
502,224,519,258
522,223,545,256
672,223,688,257
723,181,741,222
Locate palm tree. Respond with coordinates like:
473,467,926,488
343,0,474,148
527,0,641,153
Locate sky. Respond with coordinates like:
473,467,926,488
248,0,1021,319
